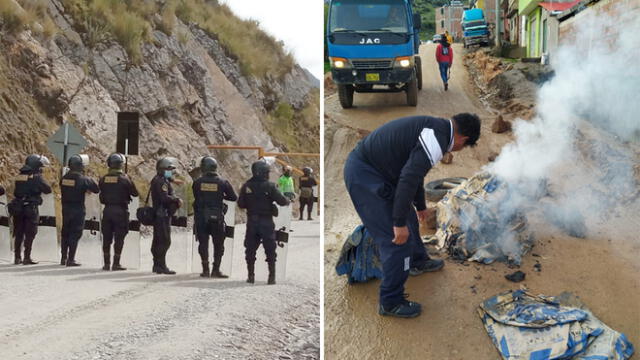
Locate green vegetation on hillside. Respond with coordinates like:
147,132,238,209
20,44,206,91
265,89,320,154
0,0,58,38
413,0,450,40
0,0,294,78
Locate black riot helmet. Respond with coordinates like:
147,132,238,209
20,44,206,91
200,156,218,174
156,157,178,174
25,154,51,172
107,153,125,170
303,167,312,176
251,160,270,181
68,154,89,172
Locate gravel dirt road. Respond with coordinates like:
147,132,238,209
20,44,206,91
0,220,320,360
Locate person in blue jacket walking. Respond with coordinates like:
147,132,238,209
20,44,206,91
344,113,481,318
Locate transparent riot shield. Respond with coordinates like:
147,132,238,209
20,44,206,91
73,193,102,266
255,204,290,283
190,199,235,276
30,193,59,262
121,196,141,269
167,183,191,273
0,195,10,262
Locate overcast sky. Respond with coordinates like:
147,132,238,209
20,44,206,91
221,0,324,80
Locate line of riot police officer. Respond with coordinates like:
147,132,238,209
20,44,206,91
4,153,295,284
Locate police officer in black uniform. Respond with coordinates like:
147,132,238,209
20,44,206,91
193,156,237,278
151,157,182,275
298,167,317,221
238,160,289,285
11,154,52,265
99,153,139,271
60,154,99,266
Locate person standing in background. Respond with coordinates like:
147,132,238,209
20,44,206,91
298,167,317,221
278,166,296,201
436,36,453,91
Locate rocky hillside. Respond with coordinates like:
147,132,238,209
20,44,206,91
0,0,319,191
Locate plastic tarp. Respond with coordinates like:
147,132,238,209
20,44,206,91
74,193,102,266
30,193,59,262
434,172,534,265
0,194,10,262
254,204,290,282
478,290,634,360
190,199,235,276
335,224,383,283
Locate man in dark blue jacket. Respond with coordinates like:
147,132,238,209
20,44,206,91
344,113,481,318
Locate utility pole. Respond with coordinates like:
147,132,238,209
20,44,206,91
495,0,502,53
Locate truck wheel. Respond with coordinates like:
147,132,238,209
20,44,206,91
415,57,423,90
406,77,418,107
338,84,354,109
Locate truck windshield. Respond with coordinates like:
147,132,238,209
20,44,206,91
463,20,486,28
330,0,409,34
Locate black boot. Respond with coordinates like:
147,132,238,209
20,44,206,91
307,213,313,221
152,259,162,274
246,262,255,284
267,262,276,285
66,260,81,267
60,255,67,266
22,248,38,265
159,258,176,275
111,255,126,271
14,253,21,265
102,254,111,271
200,262,210,278
211,257,228,278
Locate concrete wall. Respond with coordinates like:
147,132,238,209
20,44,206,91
559,0,640,47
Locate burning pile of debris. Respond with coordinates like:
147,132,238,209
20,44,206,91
434,172,535,265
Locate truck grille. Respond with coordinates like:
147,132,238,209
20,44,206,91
352,59,393,70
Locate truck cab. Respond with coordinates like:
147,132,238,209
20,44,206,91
327,0,423,108
462,8,490,48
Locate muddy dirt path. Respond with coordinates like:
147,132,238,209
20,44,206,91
324,44,640,359
0,220,320,360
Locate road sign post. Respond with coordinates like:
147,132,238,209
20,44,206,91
46,123,88,176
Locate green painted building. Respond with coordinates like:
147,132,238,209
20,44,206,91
519,0,542,57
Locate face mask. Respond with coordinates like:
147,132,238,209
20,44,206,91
164,170,173,179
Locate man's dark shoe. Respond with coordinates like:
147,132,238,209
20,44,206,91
211,270,229,279
378,300,422,318
66,260,81,267
410,258,444,276
60,258,67,266
200,262,210,278
22,258,38,265
444,83,448,91
160,267,176,275
112,264,126,271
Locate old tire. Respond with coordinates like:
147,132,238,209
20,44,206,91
406,76,418,107
425,177,468,202
415,56,423,90
338,84,354,109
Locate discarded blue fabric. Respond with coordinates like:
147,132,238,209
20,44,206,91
479,290,634,360
335,225,383,283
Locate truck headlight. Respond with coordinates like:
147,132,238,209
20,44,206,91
330,57,350,69
394,56,413,68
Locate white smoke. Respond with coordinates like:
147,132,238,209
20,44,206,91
485,5,640,240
